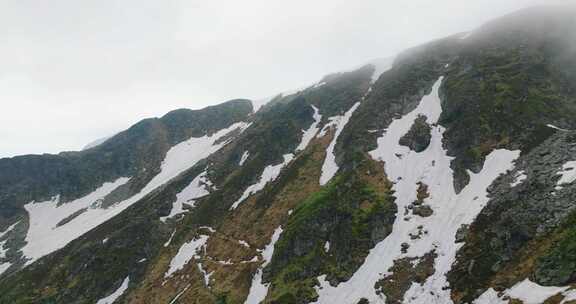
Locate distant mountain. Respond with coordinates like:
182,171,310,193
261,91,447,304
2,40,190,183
0,5,575,304
83,135,115,150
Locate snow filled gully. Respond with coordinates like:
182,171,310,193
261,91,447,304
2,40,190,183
319,102,360,185
312,77,521,304
244,226,284,304
160,170,212,222
319,58,394,186
230,106,322,210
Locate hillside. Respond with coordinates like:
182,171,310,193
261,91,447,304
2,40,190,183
0,5,575,304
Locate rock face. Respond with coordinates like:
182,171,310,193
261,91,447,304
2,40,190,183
398,115,432,152
412,205,433,217
0,5,576,304
448,129,576,301
374,250,437,304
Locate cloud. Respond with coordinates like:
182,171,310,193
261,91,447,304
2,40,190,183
0,0,552,157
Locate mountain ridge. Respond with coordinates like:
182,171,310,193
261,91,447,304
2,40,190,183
0,5,576,304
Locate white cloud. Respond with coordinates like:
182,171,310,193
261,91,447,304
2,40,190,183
0,0,552,157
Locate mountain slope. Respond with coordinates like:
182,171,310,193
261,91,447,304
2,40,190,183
1,5,576,304
0,100,252,274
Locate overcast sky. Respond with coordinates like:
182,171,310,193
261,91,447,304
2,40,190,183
0,0,565,157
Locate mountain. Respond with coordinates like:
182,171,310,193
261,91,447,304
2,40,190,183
83,135,115,150
0,5,575,304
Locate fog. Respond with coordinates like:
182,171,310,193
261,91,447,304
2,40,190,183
0,0,566,157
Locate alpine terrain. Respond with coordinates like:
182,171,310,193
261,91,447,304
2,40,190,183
1,5,576,304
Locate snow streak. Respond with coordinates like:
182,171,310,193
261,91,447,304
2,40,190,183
165,235,209,278
231,105,321,210
296,105,322,152
474,279,575,304
239,151,250,166
96,276,130,304
555,161,576,191
510,170,527,188
23,177,130,264
319,102,360,185
160,171,212,222
319,58,393,185
244,227,284,304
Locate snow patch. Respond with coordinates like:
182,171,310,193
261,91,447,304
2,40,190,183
164,229,176,247
230,154,294,210
198,262,213,287
506,279,567,304
318,116,340,138
313,78,520,303
239,151,250,166
546,124,572,132
160,171,212,221
244,227,283,304
313,81,327,88
169,284,191,304
96,276,130,304
0,221,16,275
151,122,248,190
0,221,20,239
251,96,275,113
296,105,322,152
555,161,576,190
241,256,259,264
510,170,527,188
0,240,7,259
165,235,209,278
0,223,18,274
23,177,130,264
319,102,360,185
473,288,507,304
475,279,571,304
199,226,216,233
369,57,395,83
562,289,576,303
0,263,10,276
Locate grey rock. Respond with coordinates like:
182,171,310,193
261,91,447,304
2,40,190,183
412,205,433,217
399,115,432,152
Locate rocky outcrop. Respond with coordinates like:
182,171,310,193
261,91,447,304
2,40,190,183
263,156,397,302
374,251,437,304
448,129,576,302
440,6,576,193
399,115,432,152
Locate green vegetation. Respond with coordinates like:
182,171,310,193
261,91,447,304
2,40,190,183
441,43,576,169
265,164,396,303
535,211,576,285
